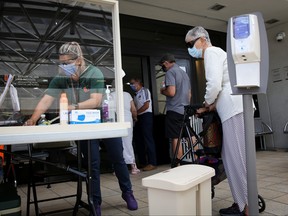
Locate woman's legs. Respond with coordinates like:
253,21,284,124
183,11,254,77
221,113,248,212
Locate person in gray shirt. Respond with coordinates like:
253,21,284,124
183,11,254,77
160,53,191,165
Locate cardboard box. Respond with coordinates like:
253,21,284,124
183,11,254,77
69,109,101,124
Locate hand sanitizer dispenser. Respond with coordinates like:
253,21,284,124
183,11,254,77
230,14,261,88
227,12,269,95
102,85,116,122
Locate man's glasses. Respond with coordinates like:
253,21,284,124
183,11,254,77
186,37,200,48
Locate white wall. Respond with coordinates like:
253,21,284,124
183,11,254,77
259,23,288,149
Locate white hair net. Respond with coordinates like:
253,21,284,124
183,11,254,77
58,41,86,71
185,26,211,43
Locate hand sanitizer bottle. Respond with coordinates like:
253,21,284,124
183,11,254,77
102,85,115,122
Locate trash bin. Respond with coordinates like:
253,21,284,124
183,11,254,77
142,164,215,216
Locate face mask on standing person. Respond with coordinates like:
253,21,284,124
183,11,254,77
60,63,77,77
130,84,137,92
188,47,203,59
186,36,203,59
161,64,168,72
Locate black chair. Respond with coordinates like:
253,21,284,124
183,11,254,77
283,120,288,134
26,141,83,216
254,117,273,150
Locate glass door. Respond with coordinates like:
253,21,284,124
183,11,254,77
155,64,166,114
154,58,191,114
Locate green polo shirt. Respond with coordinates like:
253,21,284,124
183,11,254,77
45,64,104,104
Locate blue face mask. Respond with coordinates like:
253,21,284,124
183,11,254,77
130,84,137,91
161,65,168,72
60,63,77,77
188,47,203,59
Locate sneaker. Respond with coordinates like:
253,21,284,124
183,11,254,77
143,164,157,171
122,191,138,210
131,164,141,175
90,204,101,216
219,203,242,215
131,167,141,175
221,211,245,216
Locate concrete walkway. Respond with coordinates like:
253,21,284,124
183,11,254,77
16,150,288,215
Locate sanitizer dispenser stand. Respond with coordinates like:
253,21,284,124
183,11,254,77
227,12,269,216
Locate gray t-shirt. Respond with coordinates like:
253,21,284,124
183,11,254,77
165,63,191,114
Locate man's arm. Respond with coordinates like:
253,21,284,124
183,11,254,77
160,85,176,97
25,94,55,125
130,100,138,121
137,101,150,115
70,92,103,110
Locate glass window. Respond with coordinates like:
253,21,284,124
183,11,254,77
0,0,124,126
0,0,130,145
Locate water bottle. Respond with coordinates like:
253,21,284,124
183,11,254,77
38,114,50,126
59,92,69,125
0,156,3,183
162,80,166,88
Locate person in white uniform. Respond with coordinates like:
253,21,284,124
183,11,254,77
185,26,248,216
111,90,140,174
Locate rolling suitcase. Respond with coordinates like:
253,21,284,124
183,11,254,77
0,182,21,216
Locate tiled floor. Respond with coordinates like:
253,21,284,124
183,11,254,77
15,150,288,215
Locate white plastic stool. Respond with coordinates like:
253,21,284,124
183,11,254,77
142,164,215,216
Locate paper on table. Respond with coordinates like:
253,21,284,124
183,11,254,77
9,84,20,112
0,74,14,109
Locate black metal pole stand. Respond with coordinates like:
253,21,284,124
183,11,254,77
171,111,202,168
87,139,96,216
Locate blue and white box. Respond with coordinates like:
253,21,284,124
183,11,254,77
69,109,101,124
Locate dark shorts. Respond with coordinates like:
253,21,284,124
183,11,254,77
165,110,184,138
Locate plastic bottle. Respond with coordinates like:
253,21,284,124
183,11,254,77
109,90,117,122
162,80,166,88
60,92,69,125
102,100,109,122
38,114,50,125
102,85,115,122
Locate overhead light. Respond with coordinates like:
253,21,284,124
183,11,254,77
209,4,226,11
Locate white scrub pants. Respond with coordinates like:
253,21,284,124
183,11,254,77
221,112,248,212
122,120,136,164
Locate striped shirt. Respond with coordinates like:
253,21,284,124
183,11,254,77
133,87,152,115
